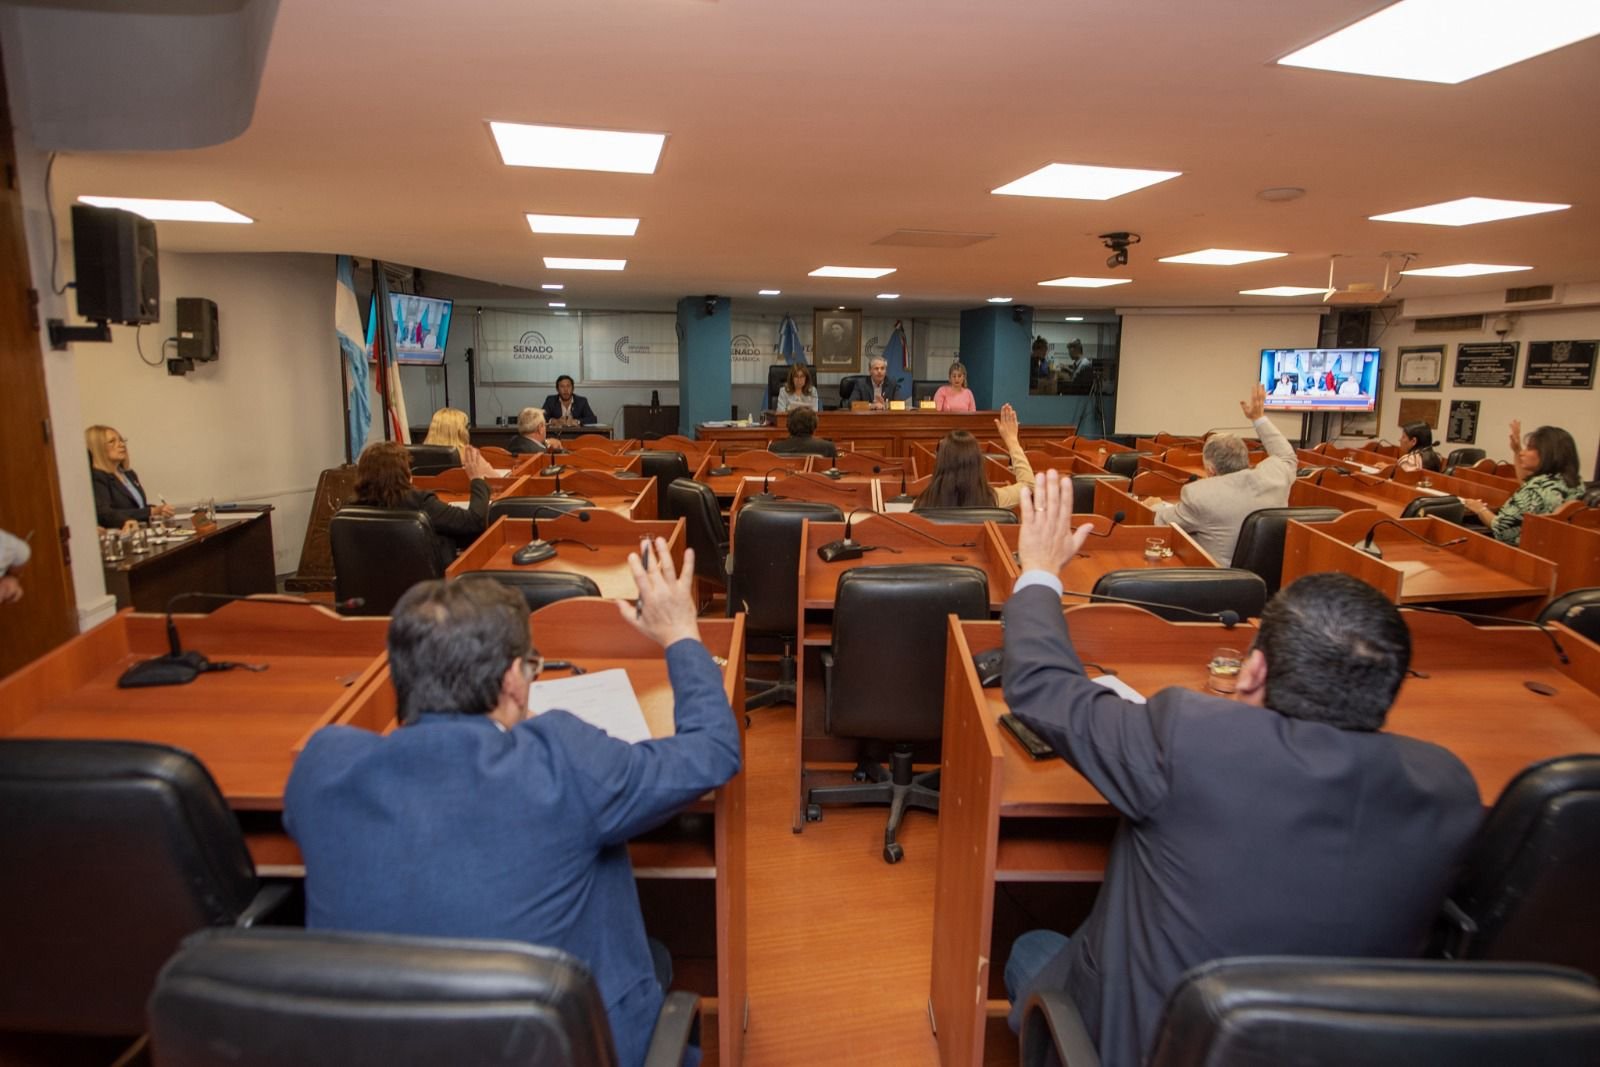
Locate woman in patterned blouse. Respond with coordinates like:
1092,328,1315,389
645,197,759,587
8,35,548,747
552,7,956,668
1461,422,1584,545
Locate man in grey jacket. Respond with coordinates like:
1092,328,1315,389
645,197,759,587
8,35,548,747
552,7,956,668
1002,470,1483,1067
1142,383,1297,564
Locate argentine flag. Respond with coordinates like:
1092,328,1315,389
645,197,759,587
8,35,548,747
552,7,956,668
334,256,372,459
778,314,805,366
882,320,913,401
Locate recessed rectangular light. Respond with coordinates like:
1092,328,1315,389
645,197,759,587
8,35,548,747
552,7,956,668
1398,263,1534,278
876,293,900,300
992,162,1181,201
1037,276,1133,288
987,296,1013,304
541,283,564,291
526,213,639,236
1277,0,1600,84
548,301,567,308
1239,286,1331,297
1063,316,1084,321
758,289,781,296
1369,196,1571,226
1159,248,1288,266
543,257,626,271
809,265,896,279
77,196,252,223
488,121,666,174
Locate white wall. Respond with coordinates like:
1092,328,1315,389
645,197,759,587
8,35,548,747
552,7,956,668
1353,307,1598,482
73,251,344,575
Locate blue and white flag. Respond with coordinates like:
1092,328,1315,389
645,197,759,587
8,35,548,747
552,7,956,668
882,319,913,400
335,256,372,459
778,313,805,366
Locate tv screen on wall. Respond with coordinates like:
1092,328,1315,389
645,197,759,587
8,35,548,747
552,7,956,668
366,293,453,365
1259,347,1380,412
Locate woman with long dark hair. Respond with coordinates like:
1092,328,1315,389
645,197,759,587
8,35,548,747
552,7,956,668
1461,423,1584,544
351,441,494,567
914,403,1035,510
775,362,819,413
1395,421,1442,473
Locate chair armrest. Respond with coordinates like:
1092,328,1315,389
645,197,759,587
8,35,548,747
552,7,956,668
1020,990,1100,1067
820,649,835,710
642,990,701,1067
235,879,297,928
1432,896,1479,959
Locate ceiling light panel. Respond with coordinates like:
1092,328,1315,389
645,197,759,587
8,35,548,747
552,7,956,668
987,296,1013,303
1159,248,1288,265
1277,0,1600,84
1399,263,1534,277
809,265,896,279
758,289,781,296
489,121,666,173
1369,196,1571,226
526,213,640,236
541,284,564,290
1037,276,1134,288
876,293,900,299
992,162,1181,201
78,196,252,223
543,257,627,271
1239,286,1331,296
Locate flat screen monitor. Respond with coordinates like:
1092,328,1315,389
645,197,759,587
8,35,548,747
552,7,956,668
1259,347,1380,412
366,293,453,365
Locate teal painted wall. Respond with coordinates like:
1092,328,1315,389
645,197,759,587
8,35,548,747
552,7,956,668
676,296,732,434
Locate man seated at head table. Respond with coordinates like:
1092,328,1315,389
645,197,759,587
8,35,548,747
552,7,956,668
1001,470,1483,1067
1139,383,1296,565
767,407,837,460
505,407,567,455
285,544,741,1067
842,356,901,410
542,373,599,427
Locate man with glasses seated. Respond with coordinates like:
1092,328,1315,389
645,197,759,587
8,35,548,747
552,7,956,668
285,542,740,1067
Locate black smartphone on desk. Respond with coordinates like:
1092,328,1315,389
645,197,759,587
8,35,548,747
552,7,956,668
999,713,1056,760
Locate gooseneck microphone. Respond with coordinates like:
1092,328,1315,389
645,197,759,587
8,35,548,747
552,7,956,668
1055,587,1242,628
708,446,732,477
872,464,915,504
816,507,878,563
1351,518,1470,559
117,592,366,688
1084,510,1126,538
512,506,591,565
1404,604,1570,666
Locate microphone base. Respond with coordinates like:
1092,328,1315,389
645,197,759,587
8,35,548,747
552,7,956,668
888,494,916,504
513,540,557,565
117,651,209,689
821,469,844,479
1351,539,1383,559
707,467,733,477
817,539,866,563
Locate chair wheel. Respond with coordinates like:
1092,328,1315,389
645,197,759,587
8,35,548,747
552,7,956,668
805,804,822,822
883,843,904,864
851,768,869,782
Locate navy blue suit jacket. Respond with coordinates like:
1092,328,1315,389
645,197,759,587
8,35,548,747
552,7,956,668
284,639,741,1067
1002,583,1482,1067
542,393,599,426
91,466,154,527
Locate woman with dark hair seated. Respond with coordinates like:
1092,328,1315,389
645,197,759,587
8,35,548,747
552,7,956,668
352,441,494,568
1395,420,1442,473
914,403,1035,510
1461,422,1584,545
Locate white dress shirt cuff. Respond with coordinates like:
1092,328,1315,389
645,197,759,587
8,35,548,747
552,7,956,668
1013,570,1064,597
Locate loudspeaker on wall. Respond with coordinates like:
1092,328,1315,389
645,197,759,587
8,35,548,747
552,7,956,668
177,297,219,363
71,205,159,325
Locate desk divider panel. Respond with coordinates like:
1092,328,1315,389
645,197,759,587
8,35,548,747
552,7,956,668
1522,514,1600,598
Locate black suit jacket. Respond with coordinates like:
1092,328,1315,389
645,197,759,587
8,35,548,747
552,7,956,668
1001,583,1482,1067
842,377,900,407
92,467,154,527
768,435,837,460
399,480,489,570
541,394,598,426
505,434,549,455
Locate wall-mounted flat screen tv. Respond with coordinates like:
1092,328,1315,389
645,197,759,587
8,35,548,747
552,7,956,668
1259,347,1380,412
366,293,453,365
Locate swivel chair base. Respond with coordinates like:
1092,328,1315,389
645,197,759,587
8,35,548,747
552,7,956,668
744,642,796,716
805,745,939,863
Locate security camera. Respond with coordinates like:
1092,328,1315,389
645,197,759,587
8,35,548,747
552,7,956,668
704,295,719,316
1100,231,1141,270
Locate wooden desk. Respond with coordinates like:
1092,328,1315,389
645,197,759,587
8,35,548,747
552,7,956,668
697,453,813,504
989,520,1218,596
1310,470,1432,517
446,511,685,599
102,510,276,612
928,605,1600,1066
1092,479,1156,524
698,413,1076,462
332,598,751,1067
1439,465,1522,497
727,475,879,543
1522,514,1600,598
415,471,529,502
1282,510,1555,611
504,470,658,520
1395,468,1512,508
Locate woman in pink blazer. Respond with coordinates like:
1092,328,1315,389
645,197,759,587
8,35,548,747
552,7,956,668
933,362,977,412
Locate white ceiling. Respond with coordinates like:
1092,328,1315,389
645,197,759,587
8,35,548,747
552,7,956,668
52,0,1600,314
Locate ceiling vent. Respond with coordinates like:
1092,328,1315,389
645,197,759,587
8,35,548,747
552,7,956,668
1505,284,1556,304
1414,314,1484,333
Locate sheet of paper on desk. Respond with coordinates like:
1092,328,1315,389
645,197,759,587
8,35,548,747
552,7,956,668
528,669,652,743
1092,673,1147,704
449,500,471,509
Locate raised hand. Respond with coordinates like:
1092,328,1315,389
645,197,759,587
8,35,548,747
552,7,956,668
996,403,1021,447
1508,419,1522,455
1240,382,1266,421
1017,469,1095,577
618,537,701,648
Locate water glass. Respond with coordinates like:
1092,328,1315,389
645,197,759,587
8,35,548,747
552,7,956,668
1207,647,1242,694
1144,537,1167,563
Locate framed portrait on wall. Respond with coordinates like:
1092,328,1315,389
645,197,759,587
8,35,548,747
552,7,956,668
1396,345,1445,390
813,308,862,372
1339,411,1378,437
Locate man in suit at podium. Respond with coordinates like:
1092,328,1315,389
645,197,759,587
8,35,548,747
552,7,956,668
285,546,741,1067
542,374,598,427
1000,470,1482,1067
842,356,901,410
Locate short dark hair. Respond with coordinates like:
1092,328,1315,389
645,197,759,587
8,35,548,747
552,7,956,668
1067,339,1084,355
1255,572,1410,731
1525,425,1581,488
354,442,412,508
388,578,531,724
788,407,818,437
556,374,575,388
1031,336,1048,352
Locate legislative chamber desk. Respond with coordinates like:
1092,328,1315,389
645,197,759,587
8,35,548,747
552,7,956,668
989,516,1218,596
0,599,751,1066
1522,513,1600,598
508,469,659,520
697,412,1075,461
103,509,276,611
446,511,686,599
929,605,1600,1066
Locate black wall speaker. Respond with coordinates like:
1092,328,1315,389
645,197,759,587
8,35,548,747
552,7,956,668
1336,309,1371,348
176,297,219,362
71,205,159,325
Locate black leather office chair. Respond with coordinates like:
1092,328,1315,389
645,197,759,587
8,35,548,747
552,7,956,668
912,379,943,404
454,571,601,612
765,363,791,412
665,478,729,593
405,444,461,476
913,506,1018,524
329,505,443,615
1091,567,1267,623
836,374,868,408
487,495,595,522
1443,447,1486,474
1434,755,1600,976
1401,494,1466,523
0,740,291,1037
730,499,844,712
149,928,699,1067
1070,474,1129,514
1539,588,1600,644
1231,506,1343,594
1021,956,1600,1067
805,564,990,863
1101,451,1148,478
635,450,692,490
